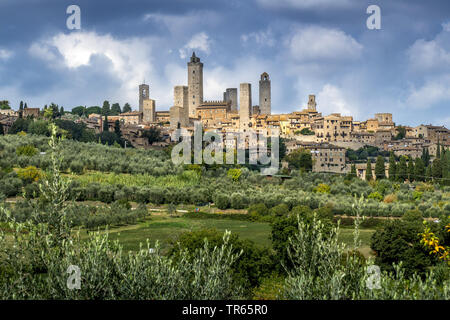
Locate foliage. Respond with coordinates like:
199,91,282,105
314,183,331,194
284,149,312,171
420,218,450,265
227,168,242,182
16,166,42,183
167,228,274,296
16,144,38,157
370,213,437,276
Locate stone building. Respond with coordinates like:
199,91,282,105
0,109,17,116
223,88,238,112
414,125,450,144
0,114,17,133
313,113,353,143
23,108,40,118
139,83,150,113
196,101,230,128
187,52,203,117
239,83,252,130
170,86,189,129
285,141,348,174
310,143,348,174
259,72,271,115
307,95,317,111
156,111,170,124
108,112,142,125
142,99,156,123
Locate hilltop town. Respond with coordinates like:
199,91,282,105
1,52,449,179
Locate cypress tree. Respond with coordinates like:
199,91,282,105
375,155,385,180
425,165,432,182
436,140,441,159
365,159,373,181
432,158,442,180
388,152,396,181
423,148,430,167
114,120,121,138
102,100,111,116
103,115,109,132
407,157,415,181
350,163,357,179
414,158,425,182
397,156,408,182
443,151,450,186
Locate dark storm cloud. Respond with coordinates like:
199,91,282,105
0,0,449,126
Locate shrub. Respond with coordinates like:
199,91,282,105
230,193,246,209
270,204,290,217
214,193,230,210
314,183,331,194
248,203,269,217
16,166,42,183
16,145,38,157
227,168,242,182
368,192,383,202
383,193,397,203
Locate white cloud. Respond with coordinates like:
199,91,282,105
405,23,450,109
179,32,211,59
257,0,354,10
143,11,220,35
442,22,450,32
0,49,13,60
406,76,450,109
407,40,450,73
28,31,158,106
241,29,275,47
287,26,363,63
316,84,359,117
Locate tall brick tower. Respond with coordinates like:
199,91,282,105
139,83,150,113
187,52,203,117
259,72,271,115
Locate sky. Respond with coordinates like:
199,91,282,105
0,0,449,127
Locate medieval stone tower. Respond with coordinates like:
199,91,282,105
139,83,150,113
307,94,317,111
239,83,251,129
224,88,238,112
170,86,189,129
259,72,271,115
187,52,203,117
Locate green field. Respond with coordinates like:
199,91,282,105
80,215,375,256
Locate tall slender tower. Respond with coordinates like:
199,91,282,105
239,83,251,129
259,72,271,115
187,52,203,117
307,94,317,111
139,83,150,113
225,88,238,112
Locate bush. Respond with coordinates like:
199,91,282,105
16,145,38,157
248,203,269,217
270,204,290,217
230,193,246,209
16,166,42,183
214,193,230,210
368,191,383,202
314,183,331,194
